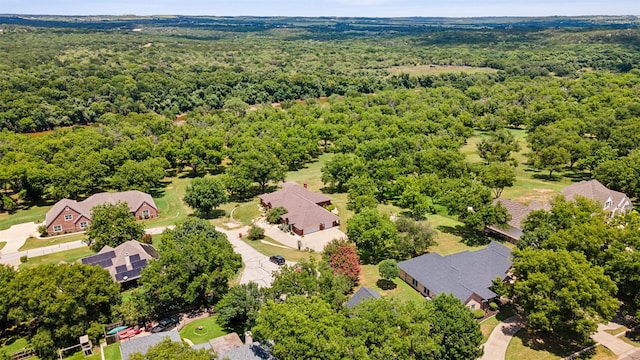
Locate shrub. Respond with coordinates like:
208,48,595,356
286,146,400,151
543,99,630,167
473,309,485,319
266,207,287,224
489,302,498,311
2,195,17,212
247,225,265,241
141,233,153,244
20,255,28,263
37,224,49,237
378,259,399,280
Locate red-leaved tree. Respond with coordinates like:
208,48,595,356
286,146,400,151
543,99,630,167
323,238,361,288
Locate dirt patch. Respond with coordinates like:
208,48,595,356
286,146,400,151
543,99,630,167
224,222,242,229
515,189,557,205
387,64,498,76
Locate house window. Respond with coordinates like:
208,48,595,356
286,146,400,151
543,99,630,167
423,286,428,295
53,225,62,232
64,214,73,221
79,222,87,229
470,304,476,310
412,278,418,287
142,209,150,216
605,199,612,208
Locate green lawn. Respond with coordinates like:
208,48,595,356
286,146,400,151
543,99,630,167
142,176,193,228
19,246,95,269
358,264,426,303
0,242,5,251
505,329,599,360
63,348,101,360
0,202,52,231
179,316,227,345
240,236,321,263
480,304,517,343
0,337,30,355
18,233,86,251
103,343,121,360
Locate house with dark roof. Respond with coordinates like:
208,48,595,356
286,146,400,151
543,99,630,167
80,240,157,285
120,330,181,360
487,198,551,243
45,190,158,235
398,241,512,311
346,286,381,308
206,333,276,360
259,182,340,236
562,179,633,216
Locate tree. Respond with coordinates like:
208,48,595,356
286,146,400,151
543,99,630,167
321,153,366,192
128,339,212,360
511,249,619,343
246,225,265,241
322,239,361,288
266,206,287,224
215,282,267,332
85,202,144,252
0,265,16,332
227,149,285,193
477,130,521,163
253,296,356,360
140,218,242,315
479,162,517,198
113,289,152,326
428,293,484,360
183,177,228,217
111,157,168,192
4,264,120,357
394,217,436,259
533,145,570,179
378,259,399,281
347,208,398,263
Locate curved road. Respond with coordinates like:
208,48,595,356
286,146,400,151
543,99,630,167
0,224,280,287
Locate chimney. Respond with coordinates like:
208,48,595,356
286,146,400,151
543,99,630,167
124,252,131,268
303,183,307,189
244,331,253,345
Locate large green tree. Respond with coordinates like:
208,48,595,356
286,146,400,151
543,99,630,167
128,339,212,360
428,293,484,360
85,202,144,252
183,177,228,217
347,208,398,263
215,282,267,333
511,249,619,343
4,264,120,358
140,218,242,315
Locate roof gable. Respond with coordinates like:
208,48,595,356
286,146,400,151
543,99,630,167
346,286,381,308
398,241,512,303
81,240,157,283
120,330,181,360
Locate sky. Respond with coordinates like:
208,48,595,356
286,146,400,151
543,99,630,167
0,0,638,17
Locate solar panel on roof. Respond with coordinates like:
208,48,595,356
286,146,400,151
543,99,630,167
115,268,142,282
95,259,113,268
129,254,141,262
131,259,147,269
115,265,128,274
86,251,116,265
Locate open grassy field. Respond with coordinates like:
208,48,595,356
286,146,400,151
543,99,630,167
240,236,321,263
387,65,499,76
103,343,121,360
0,202,51,230
179,316,227,345
18,246,95,269
18,233,86,251
358,264,426,303
505,330,613,360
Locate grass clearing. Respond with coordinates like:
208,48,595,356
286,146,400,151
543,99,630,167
143,176,192,228
18,233,86,251
240,236,321,263
0,202,52,231
0,242,5,251
0,337,30,355
103,343,121,360
179,316,227,345
387,65,498,76
358,264,426,303
505,329,594,360
19,246,95,269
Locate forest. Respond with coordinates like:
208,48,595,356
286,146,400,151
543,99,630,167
1,15,640,359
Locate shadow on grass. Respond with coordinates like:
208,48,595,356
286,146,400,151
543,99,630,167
377,279,397,290
188,209,226,220
513,329,593,359
437,225,492,247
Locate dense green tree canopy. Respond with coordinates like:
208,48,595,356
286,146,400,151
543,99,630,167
140,218,242,315
128,339,212,360
215,282,267,333
183,176,228,217
85,201,145,252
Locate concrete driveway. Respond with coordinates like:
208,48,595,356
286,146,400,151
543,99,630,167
255,219,346,252
0,222,40,255
216,226,281,287
480,315,524,360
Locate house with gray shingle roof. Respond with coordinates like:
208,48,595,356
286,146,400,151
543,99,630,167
562,179,633,216
80,240,157,285
398,241,512,311
120,330,181,360
259,182,339,236
45,190,158,235
346,286,381,308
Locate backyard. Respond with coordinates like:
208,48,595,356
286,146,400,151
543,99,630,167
179,316,227,345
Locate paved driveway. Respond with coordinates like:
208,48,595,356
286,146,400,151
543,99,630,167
255,219,346,252
216,226,280,287
591,323,636,356
0,222,40,255
480,315,524,360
